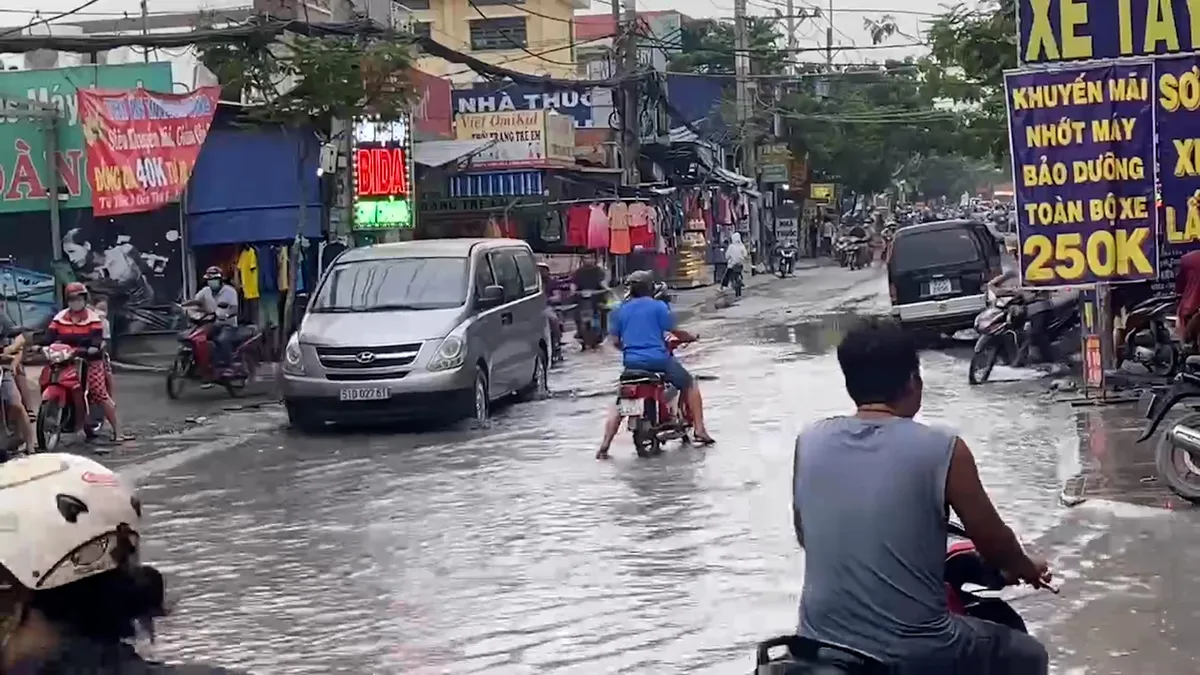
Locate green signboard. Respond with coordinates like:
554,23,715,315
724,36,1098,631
0,63,173,213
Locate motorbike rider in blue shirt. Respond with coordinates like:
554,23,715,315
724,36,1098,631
595,271,714,458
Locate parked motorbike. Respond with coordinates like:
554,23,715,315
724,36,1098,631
777,246,797,278
36,343,104,451
574,289,609,351
968,291,1080,385
1138,359,1200,502
1120,293,1181,377
753,522,1049,674
615,335,693,457
166,305,263,399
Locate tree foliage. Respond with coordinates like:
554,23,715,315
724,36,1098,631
198,33,416,133
897,154,1008,201
667,17,788,75
921,0,1017,162
778,60,964,197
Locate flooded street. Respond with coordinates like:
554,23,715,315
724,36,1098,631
103,264,1198,674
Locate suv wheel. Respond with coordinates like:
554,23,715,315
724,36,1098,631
518,348,549,401
471,366,490,425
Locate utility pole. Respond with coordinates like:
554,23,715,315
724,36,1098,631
332,0,355,240
615,0,639,190
785,0,798,75
825,0,834,68
734,0,759,248
140,0,150,62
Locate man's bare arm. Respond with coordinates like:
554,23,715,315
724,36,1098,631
946,437,1039,580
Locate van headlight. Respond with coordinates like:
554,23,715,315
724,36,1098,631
428,336,465,371
283,335,305,374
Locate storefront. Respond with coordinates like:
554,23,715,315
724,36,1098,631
186,122,325,342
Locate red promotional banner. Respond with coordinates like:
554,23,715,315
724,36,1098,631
77,86,221,216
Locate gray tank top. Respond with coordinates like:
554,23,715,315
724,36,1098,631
794,416,961,661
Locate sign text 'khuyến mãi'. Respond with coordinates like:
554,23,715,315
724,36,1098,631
1006,63,1158,287
78,85,221,216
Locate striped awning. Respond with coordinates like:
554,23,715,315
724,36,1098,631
449,171,544,197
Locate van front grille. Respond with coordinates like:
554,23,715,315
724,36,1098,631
316,343,423,370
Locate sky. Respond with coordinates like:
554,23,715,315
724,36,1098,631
0,0,946,66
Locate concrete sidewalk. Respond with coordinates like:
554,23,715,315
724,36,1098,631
19,365,276,440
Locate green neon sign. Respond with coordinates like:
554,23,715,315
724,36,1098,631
354,197,412,229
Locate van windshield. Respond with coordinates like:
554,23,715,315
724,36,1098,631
311,258,468,312
892,229,981,272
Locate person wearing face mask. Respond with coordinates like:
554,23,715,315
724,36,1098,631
183,267,239,377
0,453,245,674
44,283,127,444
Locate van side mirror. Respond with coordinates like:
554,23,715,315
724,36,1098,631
477,284,505,308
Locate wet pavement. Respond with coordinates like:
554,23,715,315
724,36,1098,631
89,261,1200,674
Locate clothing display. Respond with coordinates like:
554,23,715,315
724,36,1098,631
565,205,591,247
628,202,655,249
586,203,610,250
235,247,260,300
608,202,631,255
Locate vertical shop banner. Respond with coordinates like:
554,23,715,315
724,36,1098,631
77,86,220,216
1153,55,1200,292
1006,63,1158,288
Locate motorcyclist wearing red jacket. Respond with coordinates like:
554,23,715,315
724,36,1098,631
43,282,128,443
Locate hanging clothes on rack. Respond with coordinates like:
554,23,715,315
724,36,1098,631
586,203,610,250
608,201,631,255
256,243,281,329
235,245,260,325
565,204,591,247
628,202,655,250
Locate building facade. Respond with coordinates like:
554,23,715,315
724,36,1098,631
404,0,584,84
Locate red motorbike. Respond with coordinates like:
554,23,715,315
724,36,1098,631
166,306,263,399
615,336,694,457
36,342,103,451
754,522,1053,673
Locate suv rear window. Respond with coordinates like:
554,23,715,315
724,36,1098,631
891,229,982,273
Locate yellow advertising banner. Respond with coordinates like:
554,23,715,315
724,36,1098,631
810,183,835,203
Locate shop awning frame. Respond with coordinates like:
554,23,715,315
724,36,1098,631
413,139,497,168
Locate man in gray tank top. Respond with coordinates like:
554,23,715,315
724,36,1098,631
793,318,1050,673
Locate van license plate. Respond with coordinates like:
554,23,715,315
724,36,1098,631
929,279,952,295
617,398,643,416
339,387,389,402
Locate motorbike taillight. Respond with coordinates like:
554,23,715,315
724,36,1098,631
619,385,640,398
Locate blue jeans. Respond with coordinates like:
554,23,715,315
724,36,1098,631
210,324,236,368
625,355,693,391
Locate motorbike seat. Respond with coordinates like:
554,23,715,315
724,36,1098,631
620,369,663,382
1186,355,1200,368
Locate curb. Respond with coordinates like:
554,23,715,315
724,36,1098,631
111,360,172,374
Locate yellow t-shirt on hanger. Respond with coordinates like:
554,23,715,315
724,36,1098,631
236,247,260,299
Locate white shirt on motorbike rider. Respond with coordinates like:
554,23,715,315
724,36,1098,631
725,237,748,266
194,285,239,327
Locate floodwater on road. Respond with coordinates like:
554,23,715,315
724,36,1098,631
121,266,1170,674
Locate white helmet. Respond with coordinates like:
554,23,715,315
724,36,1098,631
0,454,141,592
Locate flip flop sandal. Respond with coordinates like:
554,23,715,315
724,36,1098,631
693,435,716,446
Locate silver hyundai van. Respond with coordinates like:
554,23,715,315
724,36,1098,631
280,239,549,430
